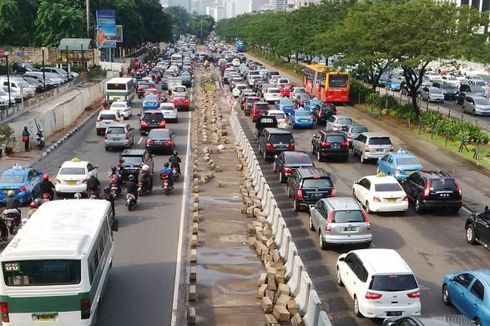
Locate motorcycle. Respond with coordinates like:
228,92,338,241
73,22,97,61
1,209,21,240
109,174,121,198
36,129,45,149
126,193,137,211
160,173,172,196
137,181,151,196
87,188,99,199
172,167,180,182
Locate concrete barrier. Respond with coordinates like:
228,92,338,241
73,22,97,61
318,311,332,326
272,217,285,240
284,242,298,281
303,289,322,326
266,202,277,225
295,271,312,315
278,228,291,259
286,255,304,296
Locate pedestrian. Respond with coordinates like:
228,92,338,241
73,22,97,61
22,126,30,152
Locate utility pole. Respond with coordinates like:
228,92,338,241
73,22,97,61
86,0,90,38
200,19,203,41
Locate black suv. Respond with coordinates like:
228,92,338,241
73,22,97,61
465,206,490,248
402,171,462,213
140,110,166,135
119,149,154,181
287,168,335,211
258,128,295,161
311,131,349,162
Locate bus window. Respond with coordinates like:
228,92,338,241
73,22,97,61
3,260,81,286
329,74,348,88
317,72,326,87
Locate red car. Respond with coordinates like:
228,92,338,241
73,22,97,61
172,95,190,111
251,101,270,122
144,88,162,99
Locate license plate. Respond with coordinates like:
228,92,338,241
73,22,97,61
344,226,357,232
66,180,77,185
310,193,322,198
32,313,57,321
386,311,402,317
376,148,384,152
386,198,397,203
113,137,120,141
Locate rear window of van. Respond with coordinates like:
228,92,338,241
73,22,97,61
369,274,418,292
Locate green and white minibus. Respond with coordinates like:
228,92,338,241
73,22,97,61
0,199,118,325
105,77,135,103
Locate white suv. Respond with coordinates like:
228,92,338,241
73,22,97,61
336,249,421,319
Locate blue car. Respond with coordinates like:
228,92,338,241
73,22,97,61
142,94,160,113
288,109,314,129
442,269,490,326
0,166,43,205
278,98,294,115
386,79,401,91
377,150,423,181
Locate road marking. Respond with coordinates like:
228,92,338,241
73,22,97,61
137,137,143,144
170,110,192,326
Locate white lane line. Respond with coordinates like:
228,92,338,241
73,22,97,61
170,110,192,326
137,137,143,145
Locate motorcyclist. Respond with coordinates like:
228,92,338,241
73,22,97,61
126,175,138,201
108,167,122,194
168,151,182,174
103,186,116,217
39,173,55,200
86,175,101,198
138,164,152,192
4,190,21,229
160,163,174,189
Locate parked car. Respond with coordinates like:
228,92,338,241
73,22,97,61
258,128,295,160
432,82,459,100
104,123,135,151
145,128,175,154
0,166,43,205
139,110,166,135
336,249,421,318
273,151,314,183
55,158,98,196
310,197,371,249
463,96,490,116
403,170,462,213
352,133,393,164
377,150,423,182
311,130,349,162
288,109,314,129
110,101,132,119
287,167,335,211
465,206,490,248
353,175,409,213
442,270,490,325
383,315,475,326
420,86,445,103
344,124,368,147
95,111,122,135
326,115,353,132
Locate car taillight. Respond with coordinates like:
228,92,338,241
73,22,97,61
159,120,166,127
341,141,349,149
141,120,149,127
265,143,274,151
0,302,9,322
365,145,370,152
287,143,295,150
80,299,91,319
330,188,336,197
373,196,381,202
365,291,382,300
146,139,154,145
296,188,304,200
455,179,462,196
283,167,293,174
407,291,420,299
423,179,431,199
165,140,173,145
18,187,26,193
321,141,330,148
325,211,334,232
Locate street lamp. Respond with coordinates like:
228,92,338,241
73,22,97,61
66,45,69,80
5,52,11,108
41,47,46,90
81,44,85,72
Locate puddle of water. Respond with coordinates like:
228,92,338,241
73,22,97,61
199,246,258,265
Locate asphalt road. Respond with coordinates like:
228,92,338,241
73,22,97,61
226,84,490,325
30,94,191,325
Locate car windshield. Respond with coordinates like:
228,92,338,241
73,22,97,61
430,88,443,94
431,178,457,190
302,178,332,188
99,114,116,120
59,167,85,175
120,156,143,165
352,126,368,133
174,87,186,93
368,137,391,145
270,134,293,144
269,113,285,119
285,154,312,165
269,89,280,94
375,183,403,191
3,260,81,286
337,118,352,125
369,274,418,292
396,157,420,165
474,98,490,105
106,127,126,135
333,210,364,223
0,174,25,183
280,99,294,106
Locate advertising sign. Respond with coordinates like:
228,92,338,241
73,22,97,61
96,10,117,49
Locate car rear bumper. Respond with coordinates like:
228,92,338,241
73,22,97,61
322,234,372,244
146,144,174,153
359,301,421,319
105,139,131,148
420,199,462,210
55,184,87,194
370,201,409,212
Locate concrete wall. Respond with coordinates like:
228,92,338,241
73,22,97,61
9,80,106,152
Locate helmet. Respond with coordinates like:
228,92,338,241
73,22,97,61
128,175,135,181
164,162,169,168
142,164,150,172
43,174,49,181
111,167,116,173
173,151,178,156
74,193,82,199
30,201,38,208
104,186,110,193
34,198,42,206
7,190,15,198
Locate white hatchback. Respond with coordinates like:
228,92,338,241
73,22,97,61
110,101,132,119
353,175,408,213
336,249,421,319
55,158,98,195
160,102,178,122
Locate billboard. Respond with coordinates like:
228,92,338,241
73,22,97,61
96,10,117,49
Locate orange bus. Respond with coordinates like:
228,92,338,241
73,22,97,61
303,64,350,104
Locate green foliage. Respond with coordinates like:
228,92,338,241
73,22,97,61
165,6,191,39
350,79,374,104
190,15,215,40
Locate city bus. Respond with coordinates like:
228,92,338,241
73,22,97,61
0,199,117,325
235,41,246,53
303,64,350,104
105,77,135,103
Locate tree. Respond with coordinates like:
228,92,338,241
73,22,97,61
35,0,85,46
165,6,191,39
138,0,173,43
115,0,144,48
190,15,215,41
0,0,23,46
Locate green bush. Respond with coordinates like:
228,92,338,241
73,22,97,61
350,79,373,104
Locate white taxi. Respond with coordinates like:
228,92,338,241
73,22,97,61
160,102,178,122
352,174,408,213
110,101,132,119
55,158,98,196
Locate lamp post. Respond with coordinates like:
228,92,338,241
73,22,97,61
41,47,46,90
81,44,85,72
66,45,70,80
5,52,11,108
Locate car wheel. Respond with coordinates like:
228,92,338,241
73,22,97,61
365,201,371,214
354,296,363,317
442,284,451,306
319,232,327,250
336,267,344,286
474,318,481,326
105,146,109,152
415,198,423,213
309,215,314,231
466,224,477,244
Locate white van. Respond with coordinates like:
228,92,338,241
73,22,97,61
0,199,117,326
0,78,35,98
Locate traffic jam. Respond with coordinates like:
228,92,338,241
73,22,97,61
209,37,490,325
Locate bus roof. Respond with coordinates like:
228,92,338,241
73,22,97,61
305,64,347,75
0,200,110,261
107,77,133,84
